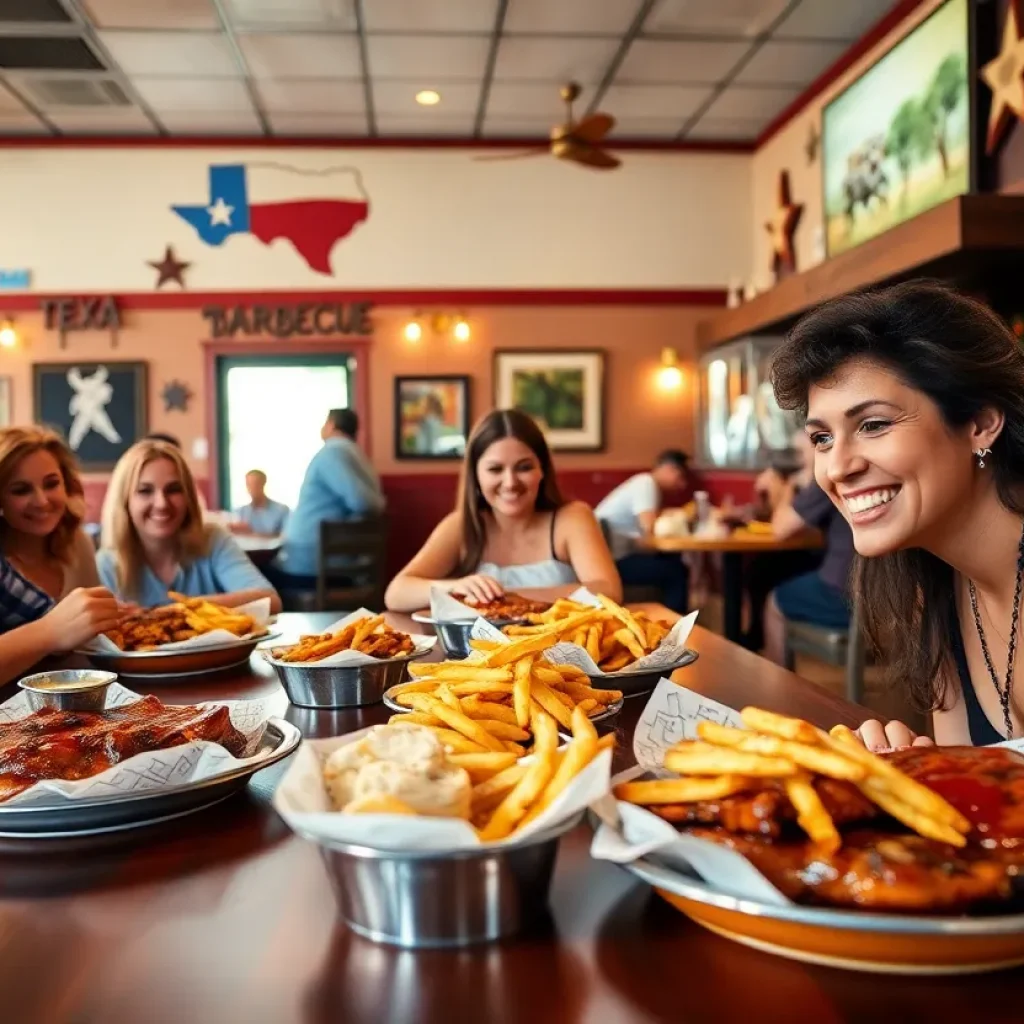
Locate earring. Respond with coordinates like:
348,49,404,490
975,447,992,468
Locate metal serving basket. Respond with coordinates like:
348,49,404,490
265,646,433,709
411,612,524,661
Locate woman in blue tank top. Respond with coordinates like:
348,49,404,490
385,410,620,612
773,281,1024,750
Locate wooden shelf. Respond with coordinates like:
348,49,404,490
697,194,1024,350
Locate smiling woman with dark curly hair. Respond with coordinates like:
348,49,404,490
771,280,1024,751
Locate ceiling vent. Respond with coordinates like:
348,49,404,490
19,76,130,108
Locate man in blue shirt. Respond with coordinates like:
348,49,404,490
271,408,385,580
232,469,289,537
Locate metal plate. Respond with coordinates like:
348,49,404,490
0,718,300,838
382,685,624,726
623,855,1024,975
586,649,699,697
76,631,281,679
410,611,522,627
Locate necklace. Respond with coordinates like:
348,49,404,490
968,522,1024,739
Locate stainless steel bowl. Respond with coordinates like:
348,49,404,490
17,669,118,712
414,616,522,660
267,647,433,709
319,812,581,947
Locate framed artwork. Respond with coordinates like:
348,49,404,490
394,375,470,460
493,349,605,452
33,361,148,471
0,376,11,428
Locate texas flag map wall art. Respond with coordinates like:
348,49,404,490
172,163,370,276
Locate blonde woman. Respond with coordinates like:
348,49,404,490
0,426,122,685
98,439,281,611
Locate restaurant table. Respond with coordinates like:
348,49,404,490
234,532,283,566
652,528,825,643
1,609,1020,1023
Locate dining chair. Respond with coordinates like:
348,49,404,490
783,598,865,704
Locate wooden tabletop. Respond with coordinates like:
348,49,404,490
1,609,1018,1021
652,527,824,554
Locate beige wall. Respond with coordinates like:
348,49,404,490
8,302,709,493
750,0,947,283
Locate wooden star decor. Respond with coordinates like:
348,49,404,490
161,379,193,413
804,122,820,165
981,0,1024,154
764,170,803,279
148,245,190,289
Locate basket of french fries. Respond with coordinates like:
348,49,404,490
499,590,698,695
589,679,1024,974
265,609,436,709
272,704,614,947
78,594,276,678
382,630,624,745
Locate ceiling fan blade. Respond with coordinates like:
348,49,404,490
564,146,621,170
571,112,615,143
473,147,549,162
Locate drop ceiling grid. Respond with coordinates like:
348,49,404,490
0,0,900,140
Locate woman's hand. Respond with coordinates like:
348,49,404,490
40,587,123,649
854,719,935,753
450,575,504,604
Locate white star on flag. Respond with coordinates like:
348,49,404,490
207,196,234,227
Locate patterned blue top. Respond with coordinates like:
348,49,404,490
0,555,54,633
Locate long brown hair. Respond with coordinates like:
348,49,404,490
0,426,85,562
100,440,209,599
454,409,565,575
771,280,1024,713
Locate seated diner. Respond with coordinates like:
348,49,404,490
385,408,621,611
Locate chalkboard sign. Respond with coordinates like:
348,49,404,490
33,361,148,471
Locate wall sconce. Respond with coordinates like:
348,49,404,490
0,318,18,349
402,311,471,343
657,347,683,390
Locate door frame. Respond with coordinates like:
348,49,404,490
203,337,371,509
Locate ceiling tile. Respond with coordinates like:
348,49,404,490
602,83,710,119
132,76,255,111
98,31,239,77
256,77,365,113
376,112,476,136
269,110,367,134
493,37,618,84
703,83,799,121
0,82,29,112
0,0,71,22
239,33,361,78
610,116,685,138
733,39,848,85
372,79,480,115
481,115,557,137
366,35,489,80
48,106,157,133
616,39,750,84
485,80,592,118
503,0,638,36
0,110,49,134
645,0,790,38
684,115,763,139
223,0,355,30
774,0,900,41
84,0,219,30
364,0,497,33
158,108,265,133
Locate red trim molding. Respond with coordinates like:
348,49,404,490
0,288,728,311
756,0,929,149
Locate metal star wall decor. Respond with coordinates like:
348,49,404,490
161,379,193,413
981,0,1024,154
764,170,803,278
804,122,820,165
148,245,191,289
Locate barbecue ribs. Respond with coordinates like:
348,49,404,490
0,695,247,801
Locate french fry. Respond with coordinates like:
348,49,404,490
663,743,798,777
484,632,557,667
471,763,528,809
784,773,841,852
460,697,519,727
416,726,490,754
396,711,445,728
740,706,821,744
473,720,531,742
404,695,507,753
529,680,574,731
436,683,461,712
597,593,647,647
513,656,532,729
447,751,518,782
614,775,753,804
408,664,512,682
612,627,645,660
521,706,600,826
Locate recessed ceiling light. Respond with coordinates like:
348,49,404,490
416,89,441,106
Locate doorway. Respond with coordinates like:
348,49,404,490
215,352,355,511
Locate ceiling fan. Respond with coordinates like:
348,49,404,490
476,82,621,170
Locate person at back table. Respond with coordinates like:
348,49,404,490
97,439,281,612
272,408,385,583
231,469,289,537
594,450,691,612
385,409,621,612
